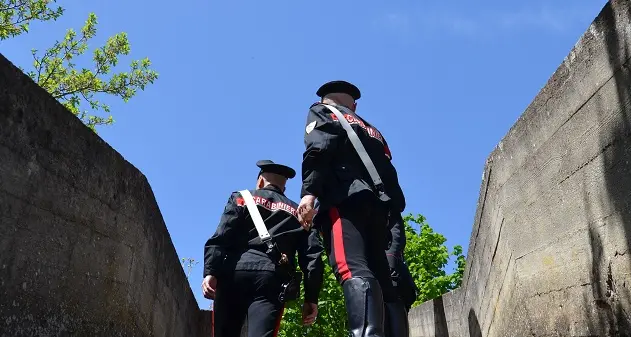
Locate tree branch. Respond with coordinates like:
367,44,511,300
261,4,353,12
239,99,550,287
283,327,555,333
0,4,52,29
0,0,29,11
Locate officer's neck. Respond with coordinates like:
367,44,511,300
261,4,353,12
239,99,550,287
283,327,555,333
322,99,355,113
260,183,285,194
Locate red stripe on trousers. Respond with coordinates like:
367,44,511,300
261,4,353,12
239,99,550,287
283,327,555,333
211,303,214,336
273,306,286,336
330,207,352,281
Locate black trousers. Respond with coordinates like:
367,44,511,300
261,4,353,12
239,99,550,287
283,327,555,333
319,191,398,302
212,270,285,337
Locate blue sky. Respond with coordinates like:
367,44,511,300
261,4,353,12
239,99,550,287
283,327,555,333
2,0,608,308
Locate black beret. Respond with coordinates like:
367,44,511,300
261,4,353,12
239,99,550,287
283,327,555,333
256,160,296,179
316,80,361,100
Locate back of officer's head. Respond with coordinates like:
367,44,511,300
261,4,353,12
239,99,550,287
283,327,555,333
322,92,357,111
256,172,287,192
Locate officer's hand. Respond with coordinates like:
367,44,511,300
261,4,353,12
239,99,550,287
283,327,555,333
201,275,217,299
297,195,317,230
302,302,318,325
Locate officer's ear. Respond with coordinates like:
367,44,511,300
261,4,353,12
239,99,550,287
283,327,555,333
256,175,265,189
352,101,357,111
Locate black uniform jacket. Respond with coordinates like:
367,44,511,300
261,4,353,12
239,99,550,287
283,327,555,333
386,211,406,258
203,185,324,303
300,102,406,213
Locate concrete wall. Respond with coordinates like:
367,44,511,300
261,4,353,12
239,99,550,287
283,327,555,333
0,53,208,336
409,0,631,335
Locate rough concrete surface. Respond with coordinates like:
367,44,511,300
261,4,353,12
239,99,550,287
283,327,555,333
0,53,209,336
408,0,631,336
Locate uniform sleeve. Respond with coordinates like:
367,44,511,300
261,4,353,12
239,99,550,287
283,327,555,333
386,212,406,262
383,136,393,160
383,136,406,212
300,105,342,198
297,228,324,303
203,192,245,277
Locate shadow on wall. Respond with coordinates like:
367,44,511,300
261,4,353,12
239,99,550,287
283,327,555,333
433,297,450,337
468,309,482,337
588,1,631,334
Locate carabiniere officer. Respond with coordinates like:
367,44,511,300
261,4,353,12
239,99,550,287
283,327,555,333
203,160,324,337
296,80,409,337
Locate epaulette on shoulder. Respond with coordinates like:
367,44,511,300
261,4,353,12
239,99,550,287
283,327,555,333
309,102,326,113
232,190,246,206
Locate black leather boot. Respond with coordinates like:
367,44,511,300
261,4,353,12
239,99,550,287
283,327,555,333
342,277,386,337
384,301,409,337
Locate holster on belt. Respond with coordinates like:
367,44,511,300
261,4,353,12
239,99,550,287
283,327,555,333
265,240,301,303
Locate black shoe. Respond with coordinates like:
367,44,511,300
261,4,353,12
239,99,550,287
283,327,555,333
384,301,409,337
342,277,385,337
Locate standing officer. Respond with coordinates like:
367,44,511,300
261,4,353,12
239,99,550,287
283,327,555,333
296,81,409,336
202,160,324,337
385,212,419,336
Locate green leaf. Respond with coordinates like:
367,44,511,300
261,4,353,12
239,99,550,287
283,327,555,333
0,0,64,40
20,11,158,133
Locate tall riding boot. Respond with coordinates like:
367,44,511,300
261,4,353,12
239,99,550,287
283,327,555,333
384,301,409,337
342,277,386,337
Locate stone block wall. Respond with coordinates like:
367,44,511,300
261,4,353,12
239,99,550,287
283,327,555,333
408,0,631,335
0,53,207,336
